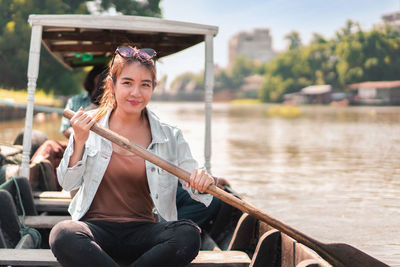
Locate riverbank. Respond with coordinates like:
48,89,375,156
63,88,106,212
0,88,66,121
0,88,64,106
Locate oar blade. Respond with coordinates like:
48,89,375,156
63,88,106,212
323,243,389,267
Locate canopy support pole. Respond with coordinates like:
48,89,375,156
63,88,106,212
20,25,42,178
204,34,214,173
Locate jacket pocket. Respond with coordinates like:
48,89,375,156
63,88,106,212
157,170,176,189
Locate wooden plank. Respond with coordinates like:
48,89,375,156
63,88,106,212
34,199,70,213
0,249,249,266
22,216,71,229
42,30,202,44
190,251,251,266
50,43,112,52
281,233,296,267
296,259,322,267
33,191,72,199
0,249,60,266
295,243,332,267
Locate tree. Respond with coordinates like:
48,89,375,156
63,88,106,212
0,0,162,95
259,49,313,102
100,0,161,17
335,19,360,42
260,20,400,102
285,31,302,50
335,26,400,85
311,33,327,45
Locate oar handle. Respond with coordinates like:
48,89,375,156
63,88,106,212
63,109,387,267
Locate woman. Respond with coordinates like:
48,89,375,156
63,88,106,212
50,46,215,267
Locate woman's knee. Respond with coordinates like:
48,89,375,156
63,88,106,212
174,223,201,260
49,220,87,252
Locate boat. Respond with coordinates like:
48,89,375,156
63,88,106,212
0,14,389,267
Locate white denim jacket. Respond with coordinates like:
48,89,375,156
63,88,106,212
56,108,212,221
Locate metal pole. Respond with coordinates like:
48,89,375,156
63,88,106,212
20,25,42,178
204,34,214,173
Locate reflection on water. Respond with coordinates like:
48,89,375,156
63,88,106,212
0,103,399,266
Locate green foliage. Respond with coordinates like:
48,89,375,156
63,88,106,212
0,0,162,95
170,56,264,95
214,56,264,92
311,33,327,45
335,25,400,84
260,21,400,102
170,71,204,92
101,0,161,17
285,31,302,50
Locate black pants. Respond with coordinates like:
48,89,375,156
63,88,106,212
49,219,201,267
176,184,221,230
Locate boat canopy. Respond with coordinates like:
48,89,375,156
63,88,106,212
20,14,218,177
28,15,218,69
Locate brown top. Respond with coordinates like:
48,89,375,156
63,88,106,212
83,150,155,222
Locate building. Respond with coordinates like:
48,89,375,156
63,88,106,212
381,11,400,31
228,28,276,66
283,85,333,105
301,85,332,104
348,80,400,105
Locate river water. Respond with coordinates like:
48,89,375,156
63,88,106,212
0,102,399,266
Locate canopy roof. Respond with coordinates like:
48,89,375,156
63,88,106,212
28,15,218,69
301,85,331,95
347,80,400,90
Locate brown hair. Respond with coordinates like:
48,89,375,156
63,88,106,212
93,53,157,121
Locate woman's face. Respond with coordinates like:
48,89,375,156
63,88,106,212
113,62,154,116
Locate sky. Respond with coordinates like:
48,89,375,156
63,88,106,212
157,0,399,87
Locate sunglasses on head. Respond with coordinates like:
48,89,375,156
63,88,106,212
110,46,157,67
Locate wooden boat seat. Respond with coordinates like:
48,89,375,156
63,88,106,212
34,198,70,213
22,215,71,229
33,191,72,199
32,190,71,213
0,249,251,266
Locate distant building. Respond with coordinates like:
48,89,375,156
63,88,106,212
381,11,400,31
348,81,400,105
283,85,332,105
228,28,276,66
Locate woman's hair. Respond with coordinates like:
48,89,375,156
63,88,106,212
93,52,157,121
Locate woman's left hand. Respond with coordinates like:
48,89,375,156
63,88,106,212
185,168,215,193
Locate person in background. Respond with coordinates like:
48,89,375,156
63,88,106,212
60,65,107,139
49,46,216,267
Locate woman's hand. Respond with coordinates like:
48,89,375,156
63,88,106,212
70,107,96,145
68,107,96,167
185,168,215,193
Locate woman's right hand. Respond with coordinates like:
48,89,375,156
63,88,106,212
70,107,96,145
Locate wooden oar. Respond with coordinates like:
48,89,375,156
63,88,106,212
63,109,388,267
